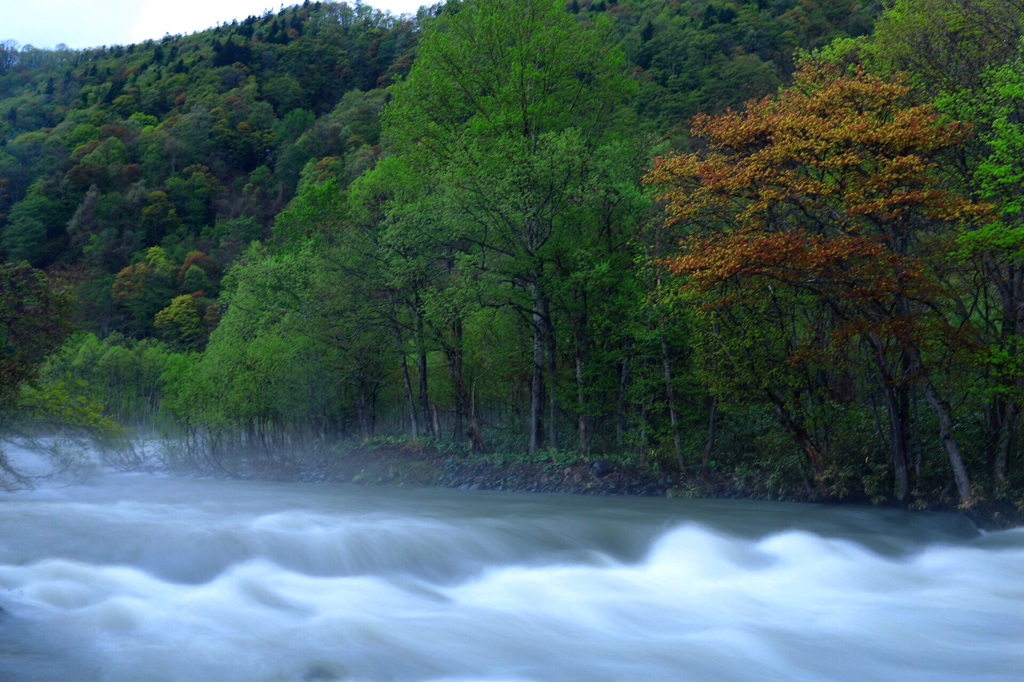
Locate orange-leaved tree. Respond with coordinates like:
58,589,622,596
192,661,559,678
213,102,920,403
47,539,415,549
646,59,993,504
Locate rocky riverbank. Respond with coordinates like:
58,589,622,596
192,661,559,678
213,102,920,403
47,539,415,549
302,441,734,499
279,441,1020,531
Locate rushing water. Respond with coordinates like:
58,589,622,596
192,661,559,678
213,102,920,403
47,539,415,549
1,457,1022,681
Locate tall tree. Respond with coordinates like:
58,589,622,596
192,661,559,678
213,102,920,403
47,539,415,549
875,0,1024,490
383,0,639,454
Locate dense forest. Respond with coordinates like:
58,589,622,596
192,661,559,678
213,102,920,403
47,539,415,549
2,0,1023,519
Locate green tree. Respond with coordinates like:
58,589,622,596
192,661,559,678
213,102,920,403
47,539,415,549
384,0,639,454
187,237,381,451
875,1,1024,491
0,262,73,415
111,246,178,337
0,263,74,486
155,294,206,349
2,179,66,266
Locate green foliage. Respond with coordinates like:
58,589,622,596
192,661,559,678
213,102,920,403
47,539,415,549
0,0,421,298
873,0,1024,97
384,0,649,454
0,263,74,419
12,0,1024,516
154,295,207,349
175,233,392,440
17,381,122,438
2,179,67,265
874,2,1024,498
952,46,1024,220
386,0,635,153
589,0,880,133
181,265,211,295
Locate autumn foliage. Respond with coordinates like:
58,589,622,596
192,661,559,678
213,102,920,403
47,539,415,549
650,62,985,228
646,60,993,502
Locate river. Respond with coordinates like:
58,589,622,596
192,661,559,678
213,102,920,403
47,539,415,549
1,455,1022,681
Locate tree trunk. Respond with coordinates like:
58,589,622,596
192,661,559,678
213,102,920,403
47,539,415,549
468,379,483,453
866,334,911,502
394,325,419,438
882,381,912,503
432,405,442,441
909,348,973,505
444,317,483,453
448,319,464,442
400,350,418,438
444,320,462,444
637,404,648,455
702,395,718,471
575,341,588,456
572,292,589,455
920,377,972,504
357,386,371,441
530,284,545,455
416,308,433,438
770,395,830,499
660,330,683,470
543,295,557,452
616,341,630,447
996,401,1017,488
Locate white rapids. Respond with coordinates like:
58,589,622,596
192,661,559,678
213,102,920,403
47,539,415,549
0,460,1021,681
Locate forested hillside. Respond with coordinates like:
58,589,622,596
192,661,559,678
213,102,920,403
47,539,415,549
0,1,420,329
3,0,1023,521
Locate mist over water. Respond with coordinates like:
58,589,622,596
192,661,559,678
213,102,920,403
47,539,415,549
1,454,1021,681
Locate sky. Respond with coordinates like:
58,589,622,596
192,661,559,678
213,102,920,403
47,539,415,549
2,0,429,50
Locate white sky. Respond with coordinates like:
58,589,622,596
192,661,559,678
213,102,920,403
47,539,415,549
2,0,430,50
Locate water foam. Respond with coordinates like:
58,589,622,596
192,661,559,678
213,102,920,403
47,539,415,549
0,473,1020,681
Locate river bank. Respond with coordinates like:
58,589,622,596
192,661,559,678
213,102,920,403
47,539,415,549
246,440,1022,531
